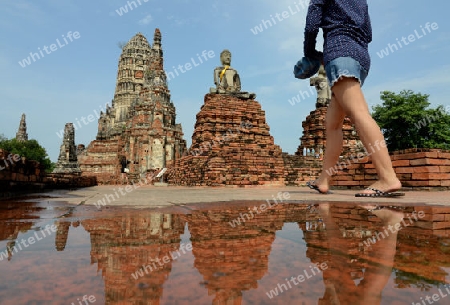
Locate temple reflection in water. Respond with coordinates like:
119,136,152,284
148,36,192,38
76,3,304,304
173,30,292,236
1,201,450,304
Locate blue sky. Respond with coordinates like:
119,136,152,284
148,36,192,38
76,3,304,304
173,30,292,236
1,0,449,162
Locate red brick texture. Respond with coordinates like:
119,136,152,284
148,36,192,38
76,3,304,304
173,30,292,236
167,94,286,186
330,148,450,189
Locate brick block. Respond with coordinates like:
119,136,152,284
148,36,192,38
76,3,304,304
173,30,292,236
396,152,438,160
412,173,430,180
355,157,370,164
440,166,450,173
429,173,450,180
418,213,445,221
334,175,355,181
364,163,375,169
392,160,410,167
412,166,440,173
403,181,431,187
410,158,450,166
415,206,450,214
397,173,412,181
395,167,415,174
335,181,361,186
437,152,450,159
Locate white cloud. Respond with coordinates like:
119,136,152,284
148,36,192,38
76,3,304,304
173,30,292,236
139,14,153,25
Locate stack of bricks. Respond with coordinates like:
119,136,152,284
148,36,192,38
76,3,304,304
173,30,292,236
330,148,450,190
168,93,285,186
391,149,450,189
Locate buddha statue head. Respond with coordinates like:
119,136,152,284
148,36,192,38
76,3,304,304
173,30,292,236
220,49,232,66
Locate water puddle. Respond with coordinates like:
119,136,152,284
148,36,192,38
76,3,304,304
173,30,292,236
0,198,449,304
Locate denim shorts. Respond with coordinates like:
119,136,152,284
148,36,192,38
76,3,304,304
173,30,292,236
325,57,368,88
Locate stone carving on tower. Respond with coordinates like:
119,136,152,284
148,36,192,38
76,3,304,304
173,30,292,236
123,29,186,174
97,32,152,139
53,123,81,174
15,113,28,142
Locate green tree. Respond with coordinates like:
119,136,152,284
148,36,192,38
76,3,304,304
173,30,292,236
372,90,450,151
0,137,54,172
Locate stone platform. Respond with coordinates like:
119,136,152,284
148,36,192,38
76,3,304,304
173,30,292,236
41,185,450,208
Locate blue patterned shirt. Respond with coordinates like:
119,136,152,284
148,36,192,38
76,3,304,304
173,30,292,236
304,0,372,72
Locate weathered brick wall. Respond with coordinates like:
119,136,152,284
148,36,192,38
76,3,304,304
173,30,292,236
330,148,450,190
283,154,321,185
0,149,96,198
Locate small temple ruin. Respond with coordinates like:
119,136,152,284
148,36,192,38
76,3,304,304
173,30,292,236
15,113,28,142
52,123,81,174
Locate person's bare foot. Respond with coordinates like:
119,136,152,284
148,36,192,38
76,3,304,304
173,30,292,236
311,173,331,193
317,203,330,216
361,205,404,226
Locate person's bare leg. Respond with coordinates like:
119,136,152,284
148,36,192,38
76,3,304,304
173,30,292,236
332,77,401,193
314,95,346,193
359,208,403,304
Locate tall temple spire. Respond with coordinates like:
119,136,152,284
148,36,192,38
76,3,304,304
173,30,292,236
152,28,162,54
15,113,28,142
78,30,186,183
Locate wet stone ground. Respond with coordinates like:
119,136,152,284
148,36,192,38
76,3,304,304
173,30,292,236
0,196,450,305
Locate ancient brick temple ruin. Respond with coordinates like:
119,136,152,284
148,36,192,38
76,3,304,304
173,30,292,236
15,113,28,142
168,50,285,186
53,123,81,174
78,30,186,184
73,30,450,188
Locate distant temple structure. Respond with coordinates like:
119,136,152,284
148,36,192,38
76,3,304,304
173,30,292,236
53,123,81,174
78,30,186,183
15,113,28,142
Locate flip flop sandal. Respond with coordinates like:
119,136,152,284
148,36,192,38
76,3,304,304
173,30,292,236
355,188,405,198
306,181,332,194
361,205,407,212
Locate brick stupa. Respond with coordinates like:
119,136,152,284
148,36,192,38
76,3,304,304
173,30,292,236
168,93,285,186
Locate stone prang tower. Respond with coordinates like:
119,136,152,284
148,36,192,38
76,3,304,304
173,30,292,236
79,29,186,183
97,33,151,140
